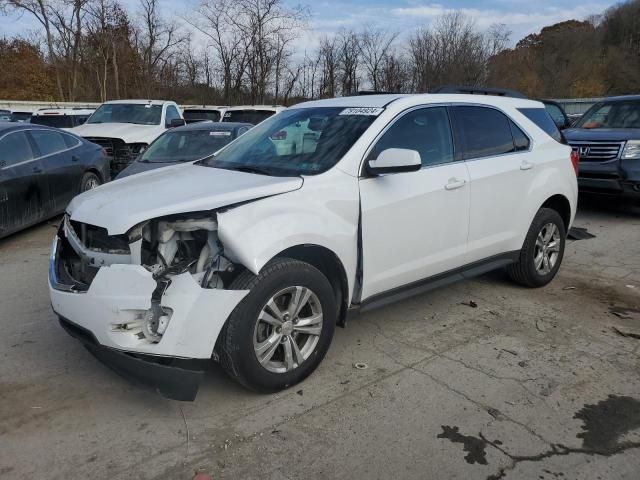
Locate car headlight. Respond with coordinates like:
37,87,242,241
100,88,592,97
622,140,640,160
128,143,148,155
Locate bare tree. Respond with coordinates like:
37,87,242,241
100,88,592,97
359,26,398,91
337,29,360,95
135,0,186,95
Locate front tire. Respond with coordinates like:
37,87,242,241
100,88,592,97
217,257,337,392
507,208,566,288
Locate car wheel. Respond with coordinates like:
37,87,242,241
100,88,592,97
79,172,101,192
507,208,566,288
217,257,336,392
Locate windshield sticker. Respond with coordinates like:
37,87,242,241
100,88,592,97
210,131,232,136
339,107,384,116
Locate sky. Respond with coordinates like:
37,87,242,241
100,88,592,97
0,0,618,52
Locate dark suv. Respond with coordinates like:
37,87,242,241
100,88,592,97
563,95,640,198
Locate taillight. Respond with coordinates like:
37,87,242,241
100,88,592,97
570,150,579,175
271,130,287,140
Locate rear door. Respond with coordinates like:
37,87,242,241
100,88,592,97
28,129,83,212
359,106,471,300
450,105,533,263
0,130,46,235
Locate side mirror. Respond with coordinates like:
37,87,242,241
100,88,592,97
366,148,422,175
168,118,186,128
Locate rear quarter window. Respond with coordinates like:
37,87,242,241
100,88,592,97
518,108,562,142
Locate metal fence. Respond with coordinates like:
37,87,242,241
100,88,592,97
550,98,603,116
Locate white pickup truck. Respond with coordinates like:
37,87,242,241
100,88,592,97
70,100,185,176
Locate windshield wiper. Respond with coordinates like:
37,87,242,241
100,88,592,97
225,165,274,176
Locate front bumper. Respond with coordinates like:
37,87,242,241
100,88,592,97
49,232,249,398
577,159,640,197
59,316,203,401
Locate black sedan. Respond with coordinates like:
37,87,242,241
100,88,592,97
0,123,109,239
116,122,253,178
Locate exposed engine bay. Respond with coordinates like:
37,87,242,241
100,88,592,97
54,212,242,345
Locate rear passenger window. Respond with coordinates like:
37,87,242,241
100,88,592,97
518,108,562,142
510,121,530,151
0,131,34,167
30,129,68,156
369,107,454,167
453,106,515,159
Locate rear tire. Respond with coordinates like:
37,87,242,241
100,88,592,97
216,257,336,392
79,172,101,192
507,208,566,288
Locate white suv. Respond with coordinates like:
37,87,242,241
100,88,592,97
49,93,578,400
70,100,185,176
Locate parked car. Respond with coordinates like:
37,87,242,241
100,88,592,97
49,93,577,400
563,95,640,198
0,109,11,122
10,111,33,123
182,106,229,124
70,100,185,176
222,105,285,124
31,108,95,130
116,122,253,178
0,124,109,239
541,100,572,130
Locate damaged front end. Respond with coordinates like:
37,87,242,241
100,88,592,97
49,212,249,400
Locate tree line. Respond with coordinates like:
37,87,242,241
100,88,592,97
0,0,639,105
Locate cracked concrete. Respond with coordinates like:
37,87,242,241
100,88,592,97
1,197,639,480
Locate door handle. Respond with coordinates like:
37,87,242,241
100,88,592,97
520,160,534,171
445,178,466,190
72,156,79,162
32,167,43,173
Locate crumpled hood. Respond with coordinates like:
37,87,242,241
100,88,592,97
564,128,640,142
68,163,303,234
69,122,163,144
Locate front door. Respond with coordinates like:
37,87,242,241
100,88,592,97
359,106,470,301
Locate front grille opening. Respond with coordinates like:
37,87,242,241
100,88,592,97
85,137,134,175
56,233,100,289
570,142,624,162
69,220,130,253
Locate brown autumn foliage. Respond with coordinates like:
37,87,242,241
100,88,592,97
488,1,640,98
0,38,57,100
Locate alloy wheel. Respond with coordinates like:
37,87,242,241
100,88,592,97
534,222,561,275
253,286,323,374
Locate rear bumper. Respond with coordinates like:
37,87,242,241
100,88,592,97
59,316,203,401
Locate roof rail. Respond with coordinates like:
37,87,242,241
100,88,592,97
432,85,527,99
356,90,399,95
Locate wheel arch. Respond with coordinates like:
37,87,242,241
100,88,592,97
539,194,571,232
269,244,350,326
85,168,103,183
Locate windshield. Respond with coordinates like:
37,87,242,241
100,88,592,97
184,110,221,123
139,129,237,163
199,107,378,176
87,103,162,125
223,110,274,124
31,115,74,128
576,100,640,129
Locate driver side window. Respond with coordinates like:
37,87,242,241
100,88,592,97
369,107,454,167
